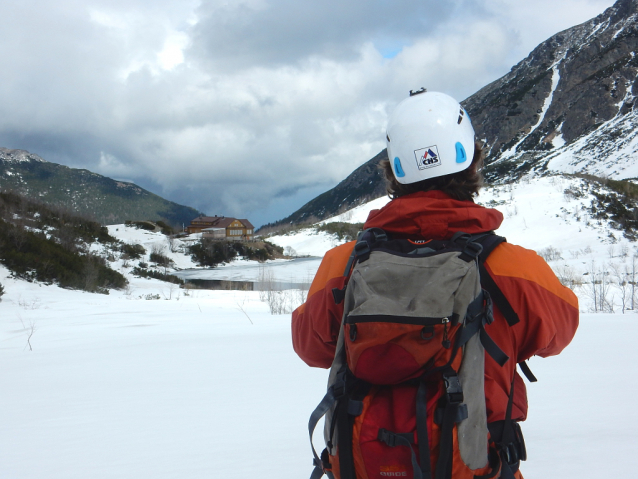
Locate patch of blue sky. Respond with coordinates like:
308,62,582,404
379,46,403,59
374,39,407,59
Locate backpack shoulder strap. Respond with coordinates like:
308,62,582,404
471,233,520,327
472,232,537,383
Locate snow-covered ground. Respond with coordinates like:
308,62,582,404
2,178,637,478
0,264,635,478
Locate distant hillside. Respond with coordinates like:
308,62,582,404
270,0,638,228
0,148,202,227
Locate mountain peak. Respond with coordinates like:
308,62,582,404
0,147,46,164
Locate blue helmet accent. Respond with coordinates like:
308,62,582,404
393,157,406,177
455,142,467,163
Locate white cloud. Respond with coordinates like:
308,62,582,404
0,0,618,225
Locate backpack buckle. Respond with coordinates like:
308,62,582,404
443,373,463,404
332,371,347,398
459,241,483,262
353,240,371,262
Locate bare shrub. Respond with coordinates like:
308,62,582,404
611,263,631,313
537,246,562,262
257,265,310,314
585,261,615,313
554,265,581,290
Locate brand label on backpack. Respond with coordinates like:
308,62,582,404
380,465,408,477
414,145,441,169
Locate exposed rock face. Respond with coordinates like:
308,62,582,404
464,0,638,181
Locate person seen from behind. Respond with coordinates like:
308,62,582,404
292,89,579,479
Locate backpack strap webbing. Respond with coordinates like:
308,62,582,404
476,379,526,479
435,369,464,479
471,233,539,383
518,360,538,383
416,381,433,479
471,233,520,328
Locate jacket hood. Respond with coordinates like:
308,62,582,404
363,191,503,240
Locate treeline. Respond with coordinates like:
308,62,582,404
0,190,127,292
574,174,638,241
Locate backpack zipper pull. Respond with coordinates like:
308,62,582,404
349,324,358,342
442,317,451,348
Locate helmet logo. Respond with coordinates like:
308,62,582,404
414,146,441,170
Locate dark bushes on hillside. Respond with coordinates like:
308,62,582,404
132,267,184,285
150,245,172,266
125,220,155,231
0,190,117,247
155,221,175,235
0,218,127,291
120,243,146,259
0,190,126,292
316,222,364,242
189,239,282,267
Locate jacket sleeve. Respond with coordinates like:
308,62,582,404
484,242,579,362
291,241,355,368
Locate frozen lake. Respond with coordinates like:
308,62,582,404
173,257,323,289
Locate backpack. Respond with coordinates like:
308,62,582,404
307,229,534,479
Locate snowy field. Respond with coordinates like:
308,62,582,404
2,176,637,478
0,270,634,478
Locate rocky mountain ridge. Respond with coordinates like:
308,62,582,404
467,0,638,182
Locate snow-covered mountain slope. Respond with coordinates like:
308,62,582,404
467,0,638,180
545,107,638,179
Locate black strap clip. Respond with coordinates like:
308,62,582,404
354,228,388,263
332,371,347,398
332,287,346,305
459,240,483,262
377,428,414,447
443,373,463,404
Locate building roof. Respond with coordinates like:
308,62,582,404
189,216,253,229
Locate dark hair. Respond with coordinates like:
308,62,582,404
380,142,484,201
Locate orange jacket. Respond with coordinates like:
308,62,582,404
292,191,579,423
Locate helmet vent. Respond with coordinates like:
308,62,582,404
457,108,465,125
386,134,390,142
409,87,427,97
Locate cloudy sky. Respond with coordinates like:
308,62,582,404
0,0,615,226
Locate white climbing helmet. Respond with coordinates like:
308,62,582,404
386,90,476,184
